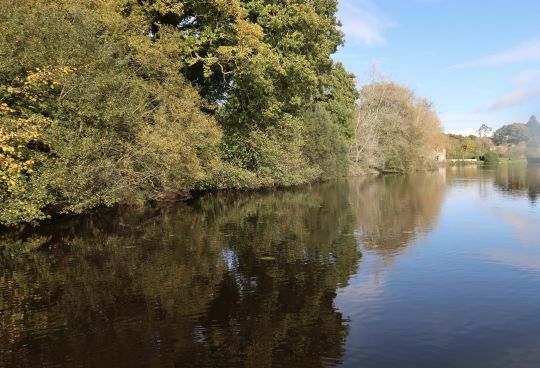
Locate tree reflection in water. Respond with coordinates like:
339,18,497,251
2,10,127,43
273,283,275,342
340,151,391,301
5,167,539,367
493,163,540,204
0,182,360,368
350,171,447,259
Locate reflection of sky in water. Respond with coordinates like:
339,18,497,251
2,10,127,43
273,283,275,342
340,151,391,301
484,205,540,272
337,164,540,368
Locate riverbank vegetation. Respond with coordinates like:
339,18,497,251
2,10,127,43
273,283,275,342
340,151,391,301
351,82,445,173
1,0,444,227
445,116,540,164
468,117,539,163
446,133,494,161
492,116,540,162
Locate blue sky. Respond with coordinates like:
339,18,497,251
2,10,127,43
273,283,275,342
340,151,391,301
335,0,540,134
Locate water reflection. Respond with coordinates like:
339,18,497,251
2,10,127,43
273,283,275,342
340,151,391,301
3,165,540,368
185,185,361,367
493,164,540,204
1,206,227,367
337,165,540,368
350,171,446,258
0,183,360,368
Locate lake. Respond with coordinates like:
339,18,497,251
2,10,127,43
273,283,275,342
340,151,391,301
1,164,540,368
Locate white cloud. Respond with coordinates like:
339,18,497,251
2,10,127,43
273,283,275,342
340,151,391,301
439,110,524,134
489,86,540,111
338,0,395,46
439,111,491,134
512,69,540,84
454,37,540,68
446,128,479,136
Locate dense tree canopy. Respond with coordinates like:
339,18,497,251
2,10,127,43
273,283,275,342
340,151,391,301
0,0,228,225
446,134,480,159
128,0,353,182
1,0,450,226
0,0,357,226
493,123,530,145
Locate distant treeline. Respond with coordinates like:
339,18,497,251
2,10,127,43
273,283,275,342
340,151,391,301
0,0,444,226
446,116,540,162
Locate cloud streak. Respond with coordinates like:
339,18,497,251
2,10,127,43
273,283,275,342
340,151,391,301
488,86,540,111
512,69,540,84
454,38,540,68
338,0,395,46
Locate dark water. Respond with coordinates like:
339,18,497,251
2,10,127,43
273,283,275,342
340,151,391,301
1,164,540,368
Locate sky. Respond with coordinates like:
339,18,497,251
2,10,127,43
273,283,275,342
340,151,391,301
334,0,540,134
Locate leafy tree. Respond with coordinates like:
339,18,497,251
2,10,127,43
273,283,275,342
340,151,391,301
0,0,222,225
0,0,358,226
476,124,494,159
483,151,499,165
445,134,484,159
303,107,349,180
315,62,359,139
493,123,530,145
133,0,353,183
351,82,444,173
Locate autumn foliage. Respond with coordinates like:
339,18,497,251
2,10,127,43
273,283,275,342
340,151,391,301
0,0,356,226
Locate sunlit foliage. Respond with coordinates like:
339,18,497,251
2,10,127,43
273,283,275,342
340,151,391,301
351,82,445,173
0,0,357,226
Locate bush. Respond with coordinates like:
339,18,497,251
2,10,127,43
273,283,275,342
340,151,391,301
483,151,499,165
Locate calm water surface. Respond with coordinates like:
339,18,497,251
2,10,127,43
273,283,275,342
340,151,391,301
1,164,540,367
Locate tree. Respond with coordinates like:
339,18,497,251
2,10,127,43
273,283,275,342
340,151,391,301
0,0,223,225
476,124,494,159
130,0,356,186
493,123,530,145
477,124,493,138
445,134,480,159
0,0,359,226
351,82,444,173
